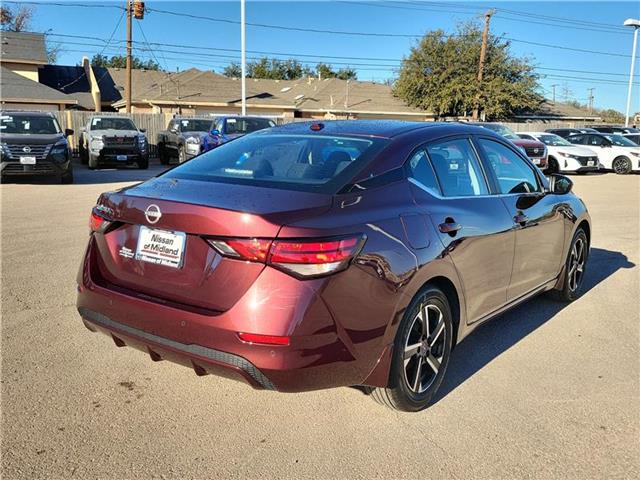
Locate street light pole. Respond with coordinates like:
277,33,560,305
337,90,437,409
241,0,246,116
623,18,640,127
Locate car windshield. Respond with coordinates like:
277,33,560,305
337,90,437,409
224,118,276,134
605,134,637,147
163,133,387,193
178,119,213,132
0,114,60,134
536,134,572,146
481,123,519,140
90,117,136,130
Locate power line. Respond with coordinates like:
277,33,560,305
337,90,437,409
4,1,124,10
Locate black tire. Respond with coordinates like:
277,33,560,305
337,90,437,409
79,140,88,165
177,144,186,164
60,168,74,184
612,156,632,175
370,286,453,412
137,157,149,169
550,228,588,302
158,144,170,165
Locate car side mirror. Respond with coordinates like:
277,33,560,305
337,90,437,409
548,174,573,195
139,128,146,133
210,129,220,136
65,128,74,137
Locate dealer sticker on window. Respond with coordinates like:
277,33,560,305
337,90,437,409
135,226,186,268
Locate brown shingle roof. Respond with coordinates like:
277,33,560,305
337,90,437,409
0,31,47,64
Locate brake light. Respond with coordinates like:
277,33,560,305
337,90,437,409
90,212,105,232
238,332,290,346
206,235,365,278
89,209,112,234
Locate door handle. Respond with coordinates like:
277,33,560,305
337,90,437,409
439,221,462,236
513,213,529,226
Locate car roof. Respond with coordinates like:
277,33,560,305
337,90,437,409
269,120,484,139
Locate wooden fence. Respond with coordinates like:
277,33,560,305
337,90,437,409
50,111,600,157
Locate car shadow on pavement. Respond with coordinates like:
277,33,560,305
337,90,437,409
431,247,635,405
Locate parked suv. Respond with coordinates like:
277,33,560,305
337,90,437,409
0,111,74,183
545,128,599,138
591,125,639,135
79,116,148,169
157,117,216,165
567,132,640,174
472,123,548,170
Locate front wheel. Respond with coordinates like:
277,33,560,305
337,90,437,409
370,286,453,412
550,228,588,302
547,157,559,174
612,156,632,175
60,168,74,184
137,157,149,169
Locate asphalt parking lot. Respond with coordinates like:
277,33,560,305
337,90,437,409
1,161,638,479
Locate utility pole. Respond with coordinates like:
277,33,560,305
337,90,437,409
473,9,495,120
587,88,595,114
240,0,246,115
551,84,559,104
125,0,132,113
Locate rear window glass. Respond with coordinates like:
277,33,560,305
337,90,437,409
163,133,388,193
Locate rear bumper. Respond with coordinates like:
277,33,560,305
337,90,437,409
79,306,276,389
76,239,381,392
1,159,70,177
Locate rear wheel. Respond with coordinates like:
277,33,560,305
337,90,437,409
612,156,632,175
550,228,588,302
370,286,453,412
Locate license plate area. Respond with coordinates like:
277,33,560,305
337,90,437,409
116,155,128,161
587,160,595,167
20,156,36,165
135,226,186,269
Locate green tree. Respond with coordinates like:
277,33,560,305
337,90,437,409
90,53,160,71
598,109,625,123
223,63,242,77
394,22,542,119
315,63,357,80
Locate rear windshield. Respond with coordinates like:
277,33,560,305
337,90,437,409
481,123,519,140
224,118,276,134
0,114,60,134
163,133,388,193
90,117,136,130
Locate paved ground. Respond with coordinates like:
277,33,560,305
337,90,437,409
2,162,638,479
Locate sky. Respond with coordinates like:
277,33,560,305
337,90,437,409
19,0,640,113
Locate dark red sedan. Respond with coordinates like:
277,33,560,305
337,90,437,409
77,121,591,411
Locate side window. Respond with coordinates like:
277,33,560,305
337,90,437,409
477,139,541,194
586,135,604,146
407,149,440,196
426,138,489,197
518,134,534,140
567,134,584,145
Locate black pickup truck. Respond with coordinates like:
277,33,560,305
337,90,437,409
156,117,216,164
0,110,74,183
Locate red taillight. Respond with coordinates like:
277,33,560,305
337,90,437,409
270,237,358,264
206,235,365,278
238,332,290,346
90,211,105,233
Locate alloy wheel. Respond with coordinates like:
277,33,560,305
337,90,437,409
403,303,446,394
567,237,586,292
613,157,630,175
